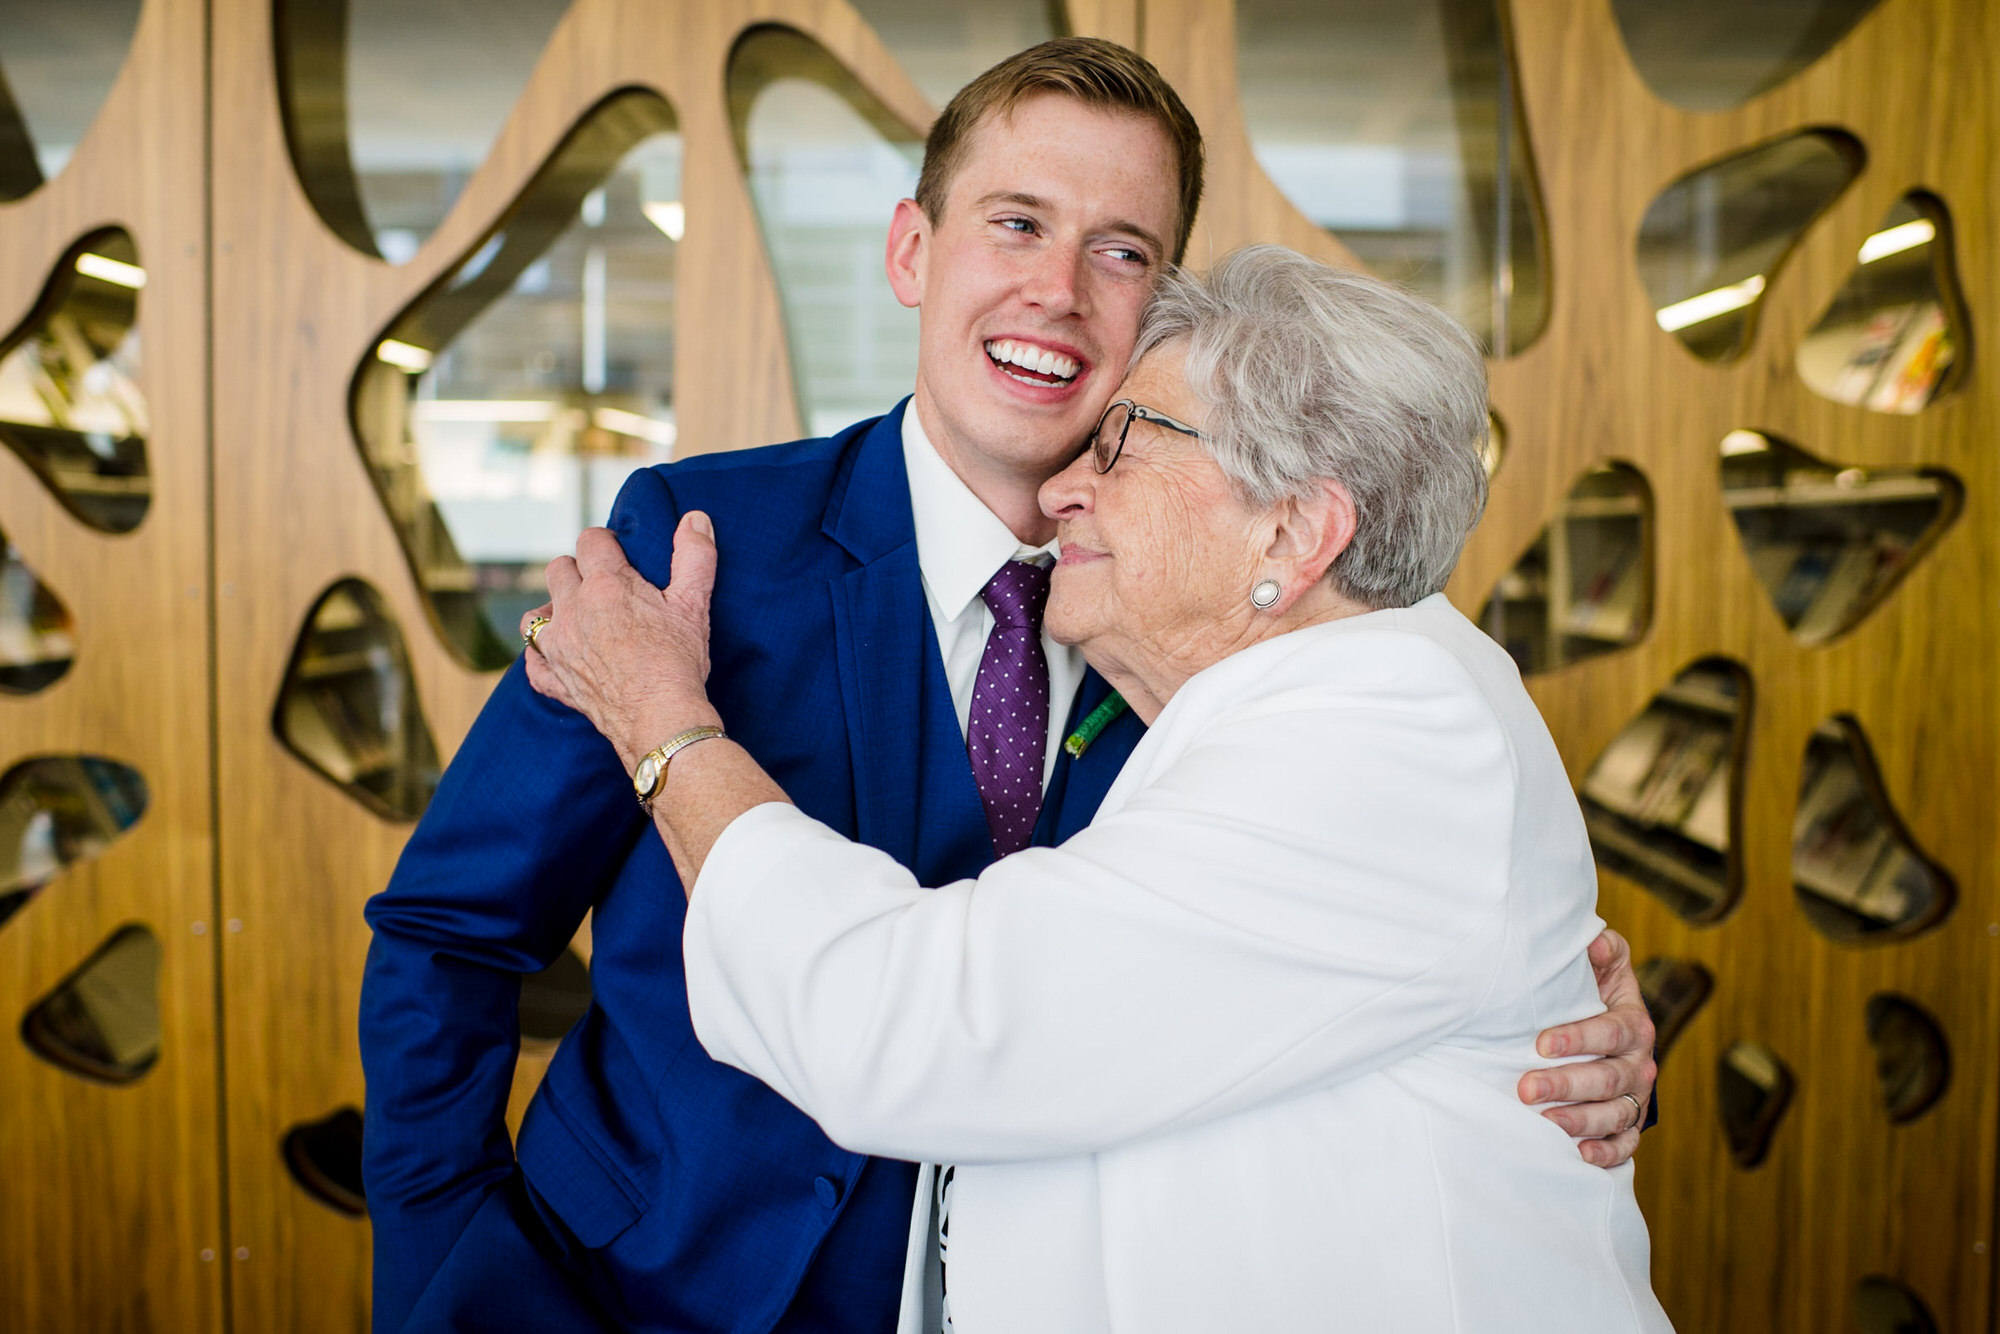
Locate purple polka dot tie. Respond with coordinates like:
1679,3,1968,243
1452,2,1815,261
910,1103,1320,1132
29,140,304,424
967,559,1052,857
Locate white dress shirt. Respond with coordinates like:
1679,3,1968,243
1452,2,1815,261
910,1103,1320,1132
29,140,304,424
901,403,1084,788
684,595,1673,1333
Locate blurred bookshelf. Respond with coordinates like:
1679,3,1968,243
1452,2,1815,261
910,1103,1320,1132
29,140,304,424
0,536,75,694
1792,720,1953,944
0,755,148,932
1579,659,1745,924
1722,430,1958,646
274,580,440,821
1482,463,1652,675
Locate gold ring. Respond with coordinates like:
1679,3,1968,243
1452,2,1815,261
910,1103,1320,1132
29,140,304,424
523,616,551,653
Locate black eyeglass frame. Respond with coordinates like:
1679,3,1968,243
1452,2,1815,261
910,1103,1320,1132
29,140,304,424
1089,398,1206,474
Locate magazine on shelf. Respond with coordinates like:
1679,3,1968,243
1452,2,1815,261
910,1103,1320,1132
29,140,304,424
1791,750,1891,907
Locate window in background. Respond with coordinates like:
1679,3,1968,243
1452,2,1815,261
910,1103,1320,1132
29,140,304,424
0,229,149,532
1235,0,1547,354
1481,464,1652,676
1637,130,1861,362
352,91,681,668
1579,658,1749,926
0,0,143,199
274,579,441,821
20,923,161,1084
734,28,925,439
0,532,74,694
1720,429,1958,646
846,0,1060,109
0,755,147,933
1792,719,1953,945
1612,0,1881,112
276,0,575,260
1797,194,1963,413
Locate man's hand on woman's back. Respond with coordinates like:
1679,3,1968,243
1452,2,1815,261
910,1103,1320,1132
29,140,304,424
1519,928,1658,1168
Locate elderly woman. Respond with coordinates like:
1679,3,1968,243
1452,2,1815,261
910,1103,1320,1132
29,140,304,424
525,246,1671,1333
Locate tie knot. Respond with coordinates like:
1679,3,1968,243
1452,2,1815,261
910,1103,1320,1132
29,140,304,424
981,559,1051,630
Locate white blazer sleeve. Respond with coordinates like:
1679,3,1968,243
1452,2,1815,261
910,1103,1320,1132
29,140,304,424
684,637,1522,1165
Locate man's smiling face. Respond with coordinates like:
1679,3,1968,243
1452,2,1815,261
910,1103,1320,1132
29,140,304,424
887,92,1183,497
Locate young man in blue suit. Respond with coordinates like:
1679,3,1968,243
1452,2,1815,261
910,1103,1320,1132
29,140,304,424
360,37,1657,1334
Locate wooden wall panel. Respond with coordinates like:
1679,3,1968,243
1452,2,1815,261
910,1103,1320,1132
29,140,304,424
207,2,934,1329
0,1,219,1332
1141,0,1999,1327
2,0,1989,1328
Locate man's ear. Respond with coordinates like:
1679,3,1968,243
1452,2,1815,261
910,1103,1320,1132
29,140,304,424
1265,477,1358,588
885,198,929,309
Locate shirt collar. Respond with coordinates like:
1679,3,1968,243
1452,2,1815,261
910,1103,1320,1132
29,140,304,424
901,401,1059,621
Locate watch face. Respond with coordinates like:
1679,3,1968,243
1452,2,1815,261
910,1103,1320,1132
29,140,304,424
634,754,661,797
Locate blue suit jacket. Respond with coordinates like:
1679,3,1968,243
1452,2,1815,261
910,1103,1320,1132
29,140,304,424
360,405,1145,1333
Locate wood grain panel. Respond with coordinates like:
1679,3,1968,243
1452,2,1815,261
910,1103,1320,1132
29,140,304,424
1146,0,1998,1327
0,1,220,1331
208,1,935,1328
4,0,1982,1327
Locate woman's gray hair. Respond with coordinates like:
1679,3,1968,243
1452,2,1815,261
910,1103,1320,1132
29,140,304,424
1134,244,1490,610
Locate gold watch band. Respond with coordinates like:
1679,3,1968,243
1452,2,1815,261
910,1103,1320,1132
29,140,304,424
633,725,727,806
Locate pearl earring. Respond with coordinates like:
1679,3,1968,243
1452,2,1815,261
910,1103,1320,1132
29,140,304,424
1250,579,1281,610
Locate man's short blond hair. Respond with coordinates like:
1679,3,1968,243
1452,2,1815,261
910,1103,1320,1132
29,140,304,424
914,38,1205,264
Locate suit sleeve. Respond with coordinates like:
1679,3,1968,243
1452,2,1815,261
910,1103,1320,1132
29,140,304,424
683,646,1548,1166
358,467,680,1333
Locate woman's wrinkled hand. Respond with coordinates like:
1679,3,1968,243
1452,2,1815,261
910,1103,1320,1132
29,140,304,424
521,511,723,767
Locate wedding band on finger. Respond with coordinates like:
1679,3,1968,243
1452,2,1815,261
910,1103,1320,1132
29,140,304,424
523,616,552,654
1618,1092,1644,1132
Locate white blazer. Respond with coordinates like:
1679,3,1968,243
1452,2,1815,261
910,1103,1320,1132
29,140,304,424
685,595,1673,1332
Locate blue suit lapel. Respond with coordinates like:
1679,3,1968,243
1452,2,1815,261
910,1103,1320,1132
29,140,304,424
823,403,991,879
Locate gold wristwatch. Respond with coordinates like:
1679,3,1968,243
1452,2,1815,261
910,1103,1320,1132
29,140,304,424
633,726,727,806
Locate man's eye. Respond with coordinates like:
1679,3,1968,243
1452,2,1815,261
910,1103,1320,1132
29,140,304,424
1101,245,1148,266
999,217,1037,235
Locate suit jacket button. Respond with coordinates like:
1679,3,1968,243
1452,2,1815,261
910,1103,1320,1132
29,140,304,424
814,1176,841,1208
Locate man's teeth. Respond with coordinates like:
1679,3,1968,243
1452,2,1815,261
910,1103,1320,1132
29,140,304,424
985,339,1080,381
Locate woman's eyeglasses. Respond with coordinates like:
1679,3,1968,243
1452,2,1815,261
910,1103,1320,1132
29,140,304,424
1089,399,1206,474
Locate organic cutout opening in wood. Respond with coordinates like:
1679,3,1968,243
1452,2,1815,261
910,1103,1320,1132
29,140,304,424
731,25,925,437
1717,1039,1793,1169
1637,130,1862,362
1480,463,1651,676
273,0,576,259
1797,193,1966,413
1865,994,1949,1124
351,89,681,670
1854,1275,1938,1334
1721,429,1959,646
0,755,148,933
274,578,441,821
1481,411,1505,479
1611,0,1882,112
1636,957,1712,1063
1580,658,1749,925
282,1105,366,1217
1234,0,1550,355
20,923,161,1084
0,530,74,694
0,1,143,202
520,946,592,1046
1793,718,1954,944
0,228,150,532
